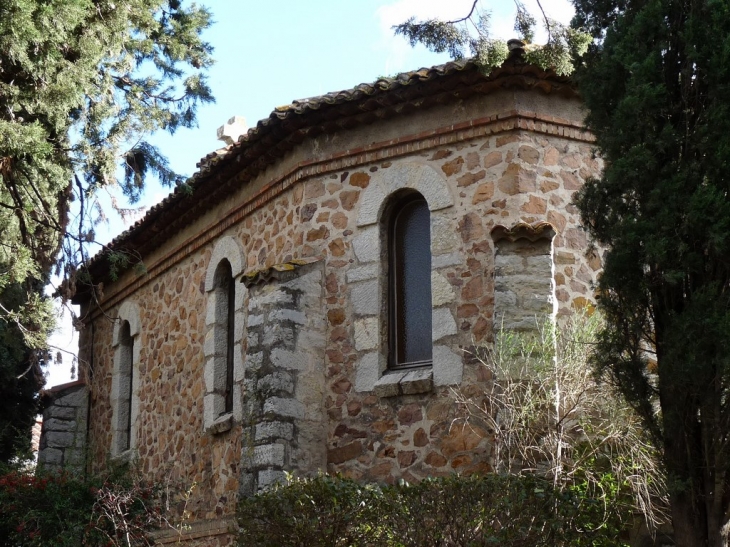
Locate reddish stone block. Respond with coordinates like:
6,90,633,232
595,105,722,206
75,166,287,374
413,428,429,447
397,450,417,468
397,404,423,426
441,156,464,176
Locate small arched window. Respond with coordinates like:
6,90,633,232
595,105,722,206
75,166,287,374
213,260,235,415
388,193,433,369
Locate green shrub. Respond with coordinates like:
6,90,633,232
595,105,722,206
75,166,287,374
237,473,628,547
0,467,167,547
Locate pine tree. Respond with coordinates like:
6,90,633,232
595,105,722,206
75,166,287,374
572,0,730,544
0,0,213,462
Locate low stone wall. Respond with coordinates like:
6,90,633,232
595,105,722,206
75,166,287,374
38,380,88,474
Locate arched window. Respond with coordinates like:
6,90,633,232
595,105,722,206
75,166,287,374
213,260,235,415
203,236,244,432
118,321,133,451
111,300,140,457
388,193,433,369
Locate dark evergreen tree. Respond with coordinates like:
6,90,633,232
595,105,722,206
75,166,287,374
0,0,213,462
572,0,730,544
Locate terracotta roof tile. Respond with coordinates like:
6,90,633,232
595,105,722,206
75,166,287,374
78,52,575,296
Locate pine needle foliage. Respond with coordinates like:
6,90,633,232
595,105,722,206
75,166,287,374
0,0,213,462
393,0,591,75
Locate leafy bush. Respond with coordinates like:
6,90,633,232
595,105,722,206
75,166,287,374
0,467,170,547
237,473,627,547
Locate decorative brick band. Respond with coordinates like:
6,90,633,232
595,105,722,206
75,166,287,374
87,110,593,318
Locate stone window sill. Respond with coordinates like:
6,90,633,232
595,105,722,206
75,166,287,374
373,368,433,397
206,412,233,435
111,448,137,466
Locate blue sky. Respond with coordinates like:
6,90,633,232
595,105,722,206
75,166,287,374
46,0,575,387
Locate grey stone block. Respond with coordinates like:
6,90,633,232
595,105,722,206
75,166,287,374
351,280,379,316
45,431,75,448
55,387,87,408
48,406,77,420
247,314,264,327
401,369,433,395
433,345,463,386
355,352,385,392
346,264,378,282
432,252,464,268
269,309,306,325
270,348,305,371
352,226,380,262
43,418,77,432
255,421,294,442
432,307,457,341
263,324,294,348
263,397,305,419
257,469,286,491
253,443,286,468
373,372,405,398
258,371,294,395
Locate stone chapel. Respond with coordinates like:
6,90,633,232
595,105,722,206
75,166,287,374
39,41,602,545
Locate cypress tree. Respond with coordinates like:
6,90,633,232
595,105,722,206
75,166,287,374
573,0,730,544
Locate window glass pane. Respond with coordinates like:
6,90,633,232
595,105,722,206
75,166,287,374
392,196,432,366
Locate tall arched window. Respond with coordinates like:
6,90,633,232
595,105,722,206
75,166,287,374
389,193,433,369
203,236,244,432
118,321,134,451
213,260,235,415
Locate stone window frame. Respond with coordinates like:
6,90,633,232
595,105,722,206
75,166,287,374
111,301,141,460
387,191,433,369
203,236,245,434
352,162,463,396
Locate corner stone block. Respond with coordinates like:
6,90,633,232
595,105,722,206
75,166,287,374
351,226,380,263
432,252,464,269
433,345,464,386
431,215,460,255
432,307,457,341
269,308,306,325
356,184,387,227
281,268,322,294
401,369,434,395
373,372,405,398
431,271,455,306
205,293,219,326
43,418,77,432
270,348,306,371
246,351,264,372
204,393,224,429
45,431,75,449
355,352,386,392
263,397,305,420
351,280,379,316
346,264,378,283
255,421,295,442
55,387,87,408
253,444,286,468
354,317,379,351
258,469,286,491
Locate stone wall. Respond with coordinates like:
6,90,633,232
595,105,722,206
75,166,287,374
38,381,88,474
76,88,603,544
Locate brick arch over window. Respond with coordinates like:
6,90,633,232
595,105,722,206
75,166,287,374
111,300,141,457
352,162,461,395
203,236,245,433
